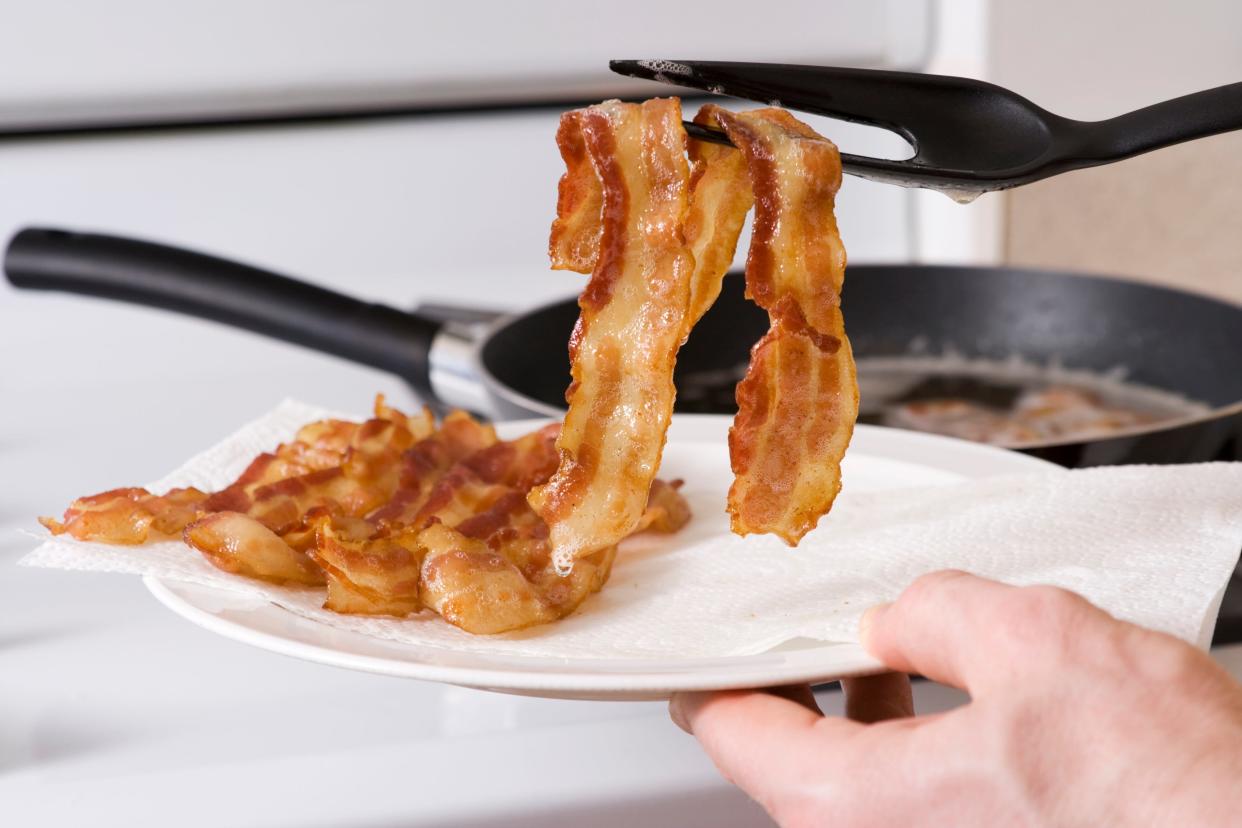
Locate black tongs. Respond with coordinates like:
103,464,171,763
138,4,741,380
610,59,1242,197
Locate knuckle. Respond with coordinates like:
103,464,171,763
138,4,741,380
1016,585,1089,623
1136,632,1213,685
1088,626,1237,720
900,569,971,609
997,585,1093,655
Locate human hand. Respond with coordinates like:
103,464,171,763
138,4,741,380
671,570,1242,827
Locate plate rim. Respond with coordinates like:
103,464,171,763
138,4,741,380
145,418,1058,697
145,575,889,693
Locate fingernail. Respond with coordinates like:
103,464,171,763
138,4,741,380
669,694,691,734
858,602,891,647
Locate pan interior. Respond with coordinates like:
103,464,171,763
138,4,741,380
480,266,1242,440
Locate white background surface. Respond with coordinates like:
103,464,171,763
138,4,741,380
0,0,931,129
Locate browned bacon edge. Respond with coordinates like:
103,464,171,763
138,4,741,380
710,108,859,544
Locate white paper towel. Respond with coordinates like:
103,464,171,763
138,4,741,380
20,400,1242,659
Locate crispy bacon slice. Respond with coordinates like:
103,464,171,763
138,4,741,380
549,112,605,273
311,447,684,633
419,521,616,635
184,511,325,586
539,101,855,551
309,516,423,616
40,486,208,544
43,395,692,634
633,478,692,534
705,108,859,544
204,399,446,535
529,98,697,568
683,104,755,324
364,411,502,529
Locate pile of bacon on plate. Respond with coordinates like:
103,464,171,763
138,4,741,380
42,396,690,634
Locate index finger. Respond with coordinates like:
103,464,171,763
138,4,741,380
861,570,1099,693
671,689,861,793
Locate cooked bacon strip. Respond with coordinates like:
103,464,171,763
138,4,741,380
633,478,692,534
708,108,859,544
45,394,692,635
40,486,207,544
309,516,423,616
549,113,606,273
365,411,500,528
683,103,755,324
310,474,686,631
529,98,697,568
419,522,616,634
185,511,325,586
373,393,436,441
552,101,750,323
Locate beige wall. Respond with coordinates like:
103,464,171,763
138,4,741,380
990,0,1242,303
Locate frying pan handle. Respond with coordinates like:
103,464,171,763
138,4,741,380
4,227,442,401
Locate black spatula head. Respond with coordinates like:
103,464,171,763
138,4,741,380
612,60,1242,198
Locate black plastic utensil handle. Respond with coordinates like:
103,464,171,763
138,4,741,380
1089,81,1242,161
4,227,441,400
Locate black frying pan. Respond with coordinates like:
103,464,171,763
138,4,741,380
6,227,1242,468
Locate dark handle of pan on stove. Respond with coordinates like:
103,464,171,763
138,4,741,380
3,227,442,401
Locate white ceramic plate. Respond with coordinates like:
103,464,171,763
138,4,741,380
146,416,1055,700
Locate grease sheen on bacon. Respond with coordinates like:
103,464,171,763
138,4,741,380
530,98,697,568
709,108,859,544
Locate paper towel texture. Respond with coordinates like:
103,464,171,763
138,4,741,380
20,400,1242,658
